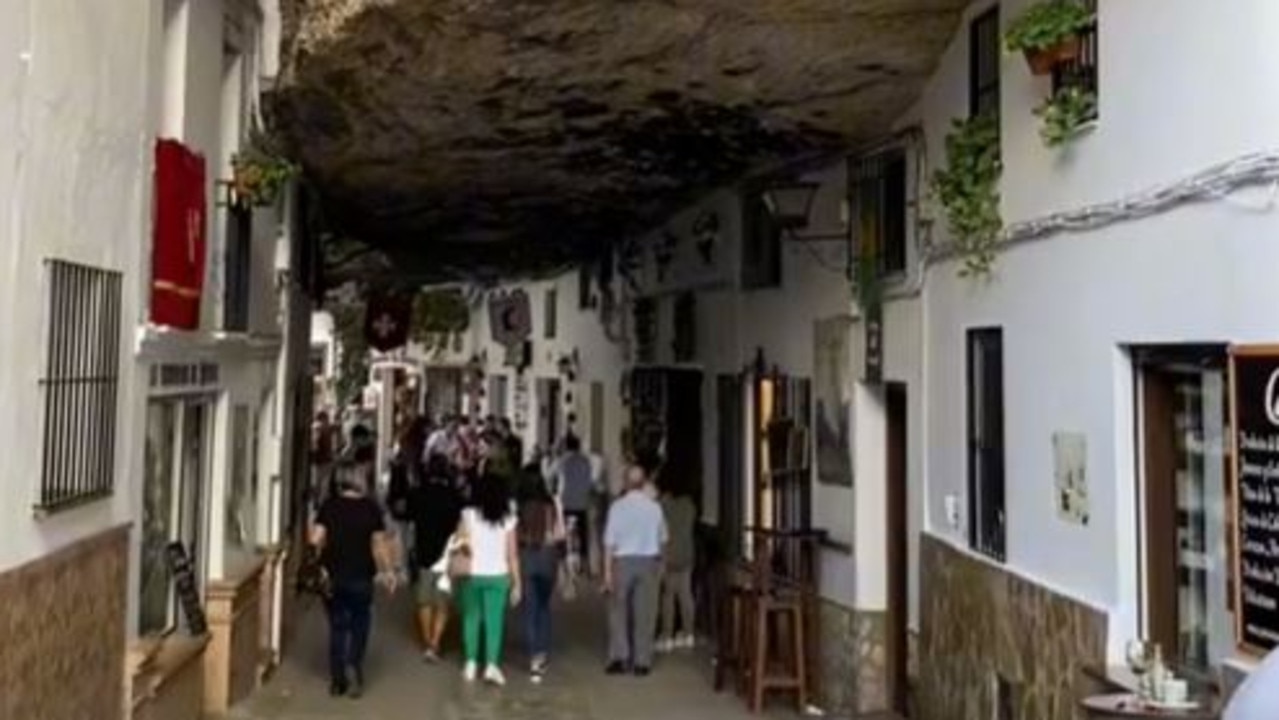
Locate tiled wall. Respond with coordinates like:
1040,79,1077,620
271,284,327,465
0,525,129,720
918,534,1107,720
818,599,889,716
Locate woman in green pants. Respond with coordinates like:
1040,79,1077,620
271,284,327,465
456,472,521,685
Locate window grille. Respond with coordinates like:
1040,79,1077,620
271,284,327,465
1052,0,1099,121
38,259,123,512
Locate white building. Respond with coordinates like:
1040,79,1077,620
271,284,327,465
0,1,311,718
439,1,1279,716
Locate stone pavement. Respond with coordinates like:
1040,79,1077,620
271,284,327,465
230,586,800,720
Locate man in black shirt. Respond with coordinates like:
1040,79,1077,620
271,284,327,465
409,454,464,661
311,465,396,698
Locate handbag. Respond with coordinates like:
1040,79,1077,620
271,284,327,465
447,517,472,579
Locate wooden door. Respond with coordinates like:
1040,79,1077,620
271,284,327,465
885,383,910,715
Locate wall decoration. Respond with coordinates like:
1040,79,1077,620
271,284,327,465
1052,431,1089,525
488,288,532,346
655,230,678,281
513,373,530,432
633,297,657,365
364,290,413,352
692,210,719,265
814,317,854,486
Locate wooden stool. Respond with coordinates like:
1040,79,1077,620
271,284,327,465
714,581,751,693
743,589,808,713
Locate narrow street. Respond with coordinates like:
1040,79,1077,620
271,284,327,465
233,591,786,720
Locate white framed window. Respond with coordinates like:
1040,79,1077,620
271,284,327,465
138,399,213,636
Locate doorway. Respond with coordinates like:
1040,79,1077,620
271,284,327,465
884,382,910,715
536,377,562,450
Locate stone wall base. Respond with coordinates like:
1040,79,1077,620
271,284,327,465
918,533,1107,720
0,524,129,720
817,599,889,717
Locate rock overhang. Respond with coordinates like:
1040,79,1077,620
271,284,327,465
274,0,968,281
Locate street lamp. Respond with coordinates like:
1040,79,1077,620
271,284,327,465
761,182,820,230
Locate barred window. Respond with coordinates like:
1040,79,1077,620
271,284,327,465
38,260,123,512
1052,0,1099,121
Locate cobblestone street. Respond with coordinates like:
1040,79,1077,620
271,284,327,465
231,589,791,720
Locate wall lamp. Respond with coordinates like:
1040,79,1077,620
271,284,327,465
761,181,848,243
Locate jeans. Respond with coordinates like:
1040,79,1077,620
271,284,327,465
660,568,695,639
564,509,590,569
521,547,558,658
461,575,512,665
326,579,374,683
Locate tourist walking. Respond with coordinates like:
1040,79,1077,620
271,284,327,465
310,463,398,698
603,464,667,676
408,453,464,662
658,486,697,651
515,469,564,682
456,473,522,685
546,434,597,578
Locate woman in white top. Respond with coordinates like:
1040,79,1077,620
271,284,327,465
456,473,521,685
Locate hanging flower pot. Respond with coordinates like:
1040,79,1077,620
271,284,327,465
1004,1,1093,76
1023,35,1082,76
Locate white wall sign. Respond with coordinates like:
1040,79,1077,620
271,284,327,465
1053,431,1089,526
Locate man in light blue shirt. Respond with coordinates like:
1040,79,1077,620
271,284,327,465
603,464,667,676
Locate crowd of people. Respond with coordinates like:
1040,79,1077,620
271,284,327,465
304,409,699,699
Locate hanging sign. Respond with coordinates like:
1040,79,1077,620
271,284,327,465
1229,345,1279,653
364,290,412,352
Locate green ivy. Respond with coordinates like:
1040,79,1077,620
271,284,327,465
1034,85,1098,147
330,299,369,407
411,289,469,340
1004,1,1094,53
932,113,1003,277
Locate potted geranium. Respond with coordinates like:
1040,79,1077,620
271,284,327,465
1004,0,1094,76
229,124,296,208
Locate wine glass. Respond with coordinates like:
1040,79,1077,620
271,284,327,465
1125,639,1153,698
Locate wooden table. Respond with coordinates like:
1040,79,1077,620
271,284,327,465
1081,693,1218,719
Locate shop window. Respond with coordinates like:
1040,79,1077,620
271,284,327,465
1052,0,1099,121
967,327,1005,560
1136,346,1233,671
969,6,1001,119
742,189,783,290
223,404,257,577
38,259,123,512
138,401,211,636
852,150,909,277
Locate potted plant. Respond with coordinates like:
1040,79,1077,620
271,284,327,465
1004,0,1094,76
1034,85,1098,147
931,112,1003,276
229,124,296,207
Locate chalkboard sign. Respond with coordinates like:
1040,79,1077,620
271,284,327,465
165,541,207,636
1230,347,1279,653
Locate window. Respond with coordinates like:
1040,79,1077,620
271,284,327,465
969,6,1001,118
967,327,1005,560
544,288,558,339
742,189,783,289
578,264,593,309
138,400,211,635
673,292,696,363
223,205,251,332
1052,0,1098,119
38,260,123,512
852,150,909,277
488,374,510,418
1137,346,1233,671
633,297,657,365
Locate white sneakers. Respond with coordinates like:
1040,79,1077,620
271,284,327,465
657,634,697,653
483,665,506,686
462,661,478,682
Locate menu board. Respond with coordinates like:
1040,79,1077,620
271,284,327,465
165,541,207,636
1230,347,1279,653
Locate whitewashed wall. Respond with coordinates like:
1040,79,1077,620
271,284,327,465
895,0,1279,660
0,0,152,578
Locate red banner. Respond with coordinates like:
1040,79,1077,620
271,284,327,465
151,139,207,329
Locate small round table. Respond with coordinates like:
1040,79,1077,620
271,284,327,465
1081,693,1218,719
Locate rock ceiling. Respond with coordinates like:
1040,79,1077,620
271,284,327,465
274,0,968,281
